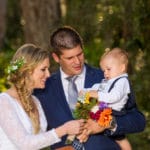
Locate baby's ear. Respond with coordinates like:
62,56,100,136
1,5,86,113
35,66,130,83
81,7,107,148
121,64,126,72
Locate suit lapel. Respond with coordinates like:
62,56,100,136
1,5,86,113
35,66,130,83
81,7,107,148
84,64,96,88
52,70,73,117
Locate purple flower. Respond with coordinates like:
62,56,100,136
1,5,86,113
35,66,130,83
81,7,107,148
99,102,108,109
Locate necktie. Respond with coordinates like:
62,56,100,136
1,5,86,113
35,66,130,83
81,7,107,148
67,76,78,111
67,76,85,150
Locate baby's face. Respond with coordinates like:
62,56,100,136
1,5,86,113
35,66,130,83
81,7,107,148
100,56,125,80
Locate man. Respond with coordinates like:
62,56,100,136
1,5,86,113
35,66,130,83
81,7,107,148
34,26,145,150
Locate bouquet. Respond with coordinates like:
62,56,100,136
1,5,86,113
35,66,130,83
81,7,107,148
66,92,112,144
74,92,112,127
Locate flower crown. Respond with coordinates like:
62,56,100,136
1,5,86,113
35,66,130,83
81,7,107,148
7,57,25,74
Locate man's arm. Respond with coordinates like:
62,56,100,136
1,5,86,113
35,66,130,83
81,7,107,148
105,108,146,136
77,108,145,143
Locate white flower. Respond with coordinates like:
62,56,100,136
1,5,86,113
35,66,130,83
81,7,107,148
12,65,18,70
7,57,25,75
78,95,85,103
91,105,99,113
78,90,87,103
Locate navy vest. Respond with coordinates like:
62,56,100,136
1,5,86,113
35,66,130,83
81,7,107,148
108,76,137,116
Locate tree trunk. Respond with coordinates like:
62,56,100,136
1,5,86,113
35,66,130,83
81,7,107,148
0,0,7,49
20,0,61,50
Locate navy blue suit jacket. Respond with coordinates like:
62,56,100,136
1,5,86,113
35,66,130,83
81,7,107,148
34,64,145,150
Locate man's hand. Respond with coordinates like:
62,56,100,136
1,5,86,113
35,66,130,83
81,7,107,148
77,119,107,143
84,119,106,134
76,128,90,143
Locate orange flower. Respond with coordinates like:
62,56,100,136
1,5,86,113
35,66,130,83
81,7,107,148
98,108,112,127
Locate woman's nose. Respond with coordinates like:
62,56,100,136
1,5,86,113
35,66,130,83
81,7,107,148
46,70,50,78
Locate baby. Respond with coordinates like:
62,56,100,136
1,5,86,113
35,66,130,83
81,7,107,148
81,48,133,150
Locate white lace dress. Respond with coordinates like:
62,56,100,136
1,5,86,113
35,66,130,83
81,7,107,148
0,93,61,150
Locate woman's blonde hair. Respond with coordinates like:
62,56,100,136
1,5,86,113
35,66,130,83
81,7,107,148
8,43,50,134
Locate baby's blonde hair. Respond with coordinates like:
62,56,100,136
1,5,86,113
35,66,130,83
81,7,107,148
101,47,129,71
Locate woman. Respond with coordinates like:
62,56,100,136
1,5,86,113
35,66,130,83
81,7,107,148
0,44,84,150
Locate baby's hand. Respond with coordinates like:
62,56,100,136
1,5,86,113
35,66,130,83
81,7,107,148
79,90,86,96
78,90,87,103
88,90,98,99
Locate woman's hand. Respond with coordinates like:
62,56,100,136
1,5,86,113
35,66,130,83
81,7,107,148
64,119,85,135
55,119,85,138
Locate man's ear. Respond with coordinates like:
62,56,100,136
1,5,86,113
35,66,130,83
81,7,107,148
52,53,60,63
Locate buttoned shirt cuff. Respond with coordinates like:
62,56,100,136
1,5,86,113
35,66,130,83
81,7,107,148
107,116,117,135
109,123,117,134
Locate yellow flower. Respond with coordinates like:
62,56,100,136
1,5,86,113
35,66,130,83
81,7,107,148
84,92,90,104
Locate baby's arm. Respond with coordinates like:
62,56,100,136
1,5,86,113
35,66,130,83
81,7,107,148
79,83,100,99
88,90,98,99
79,89,98,99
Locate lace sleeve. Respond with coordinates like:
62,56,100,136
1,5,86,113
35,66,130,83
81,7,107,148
0,95,61,150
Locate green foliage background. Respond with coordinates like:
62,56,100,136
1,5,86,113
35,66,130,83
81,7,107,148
0,0,149,149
